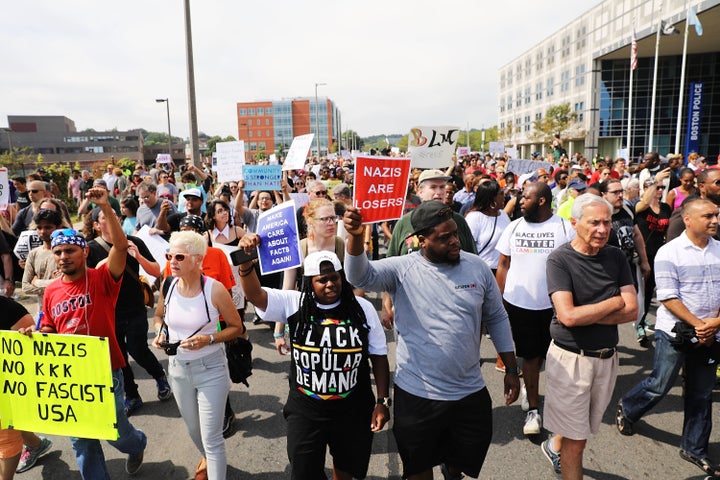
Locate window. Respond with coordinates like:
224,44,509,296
575,64,586,87
575,101,585,121
257,130,262,137
248,108,255,116
249,130,253,138
250,143,257,151
546,77,554,97
536,82,543,100
516,90,522,107
257,107,264,116
259,142,266,151
265,118,270,126
501,73,506,89
535,112,543,120
525,87,531,104
266,129,270,136
547,45,555,66
516,64,522,82
266,107,273,115
239,108,246,116
561,70,571,92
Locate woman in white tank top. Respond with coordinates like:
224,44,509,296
152,231,247,480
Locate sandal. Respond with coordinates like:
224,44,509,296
195,457,208,480
679,450,720,478
616,401,634,436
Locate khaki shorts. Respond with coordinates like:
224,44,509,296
0,426,22,459
544,341,619,440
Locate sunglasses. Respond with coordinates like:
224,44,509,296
29,189,42,194
312,190,328,196
317,215,340,225
165,253,189,262
51,228,79,238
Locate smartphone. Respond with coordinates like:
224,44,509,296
230,248,259,266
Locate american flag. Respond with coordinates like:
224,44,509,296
630,31,638,70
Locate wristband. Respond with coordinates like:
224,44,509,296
273,333,284,339
505,367,519,375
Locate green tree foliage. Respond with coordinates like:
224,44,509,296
341,130,364,151
531,103,577,144
205,135,238,155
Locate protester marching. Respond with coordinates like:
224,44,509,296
1,130,720,480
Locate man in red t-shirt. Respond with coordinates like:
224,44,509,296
21,188,147,479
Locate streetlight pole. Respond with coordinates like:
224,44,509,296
184,0,201,168
155,99,172,159
239,123,249,162
315,82,326,159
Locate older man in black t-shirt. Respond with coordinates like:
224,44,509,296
540,194,638,480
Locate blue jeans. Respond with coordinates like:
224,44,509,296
168,348,231,480
621,330,716,457
70,369,147,480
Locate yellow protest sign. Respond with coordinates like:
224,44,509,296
0,331,117,440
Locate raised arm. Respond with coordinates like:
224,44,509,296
89,188,128,280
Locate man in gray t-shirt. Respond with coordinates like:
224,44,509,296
541,194,636,479
344,201,519,480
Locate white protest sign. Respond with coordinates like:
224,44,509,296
216,141,246,182
133,225,170,279
341,150,351,160
289,192,310,208
616,148,629,160
506,147,518,159
283,134,314,171
456,146,470,157
156,153,173,164
407,126,460,169
391,146,400,155
488,141,505,155
269,154,278,165
0,168,8,210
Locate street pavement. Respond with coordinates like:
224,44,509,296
11,291,720,480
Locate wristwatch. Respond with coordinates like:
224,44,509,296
376,396,392,408
209,334,215,345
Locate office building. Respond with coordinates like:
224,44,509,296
497,0,719,160
236,98,341,158
0,115,144,166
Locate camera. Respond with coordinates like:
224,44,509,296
159,340,181,356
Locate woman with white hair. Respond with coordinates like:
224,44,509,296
152,231,247,480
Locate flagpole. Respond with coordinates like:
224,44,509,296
627,48,634,159
648,22,661,152
674,10,690,153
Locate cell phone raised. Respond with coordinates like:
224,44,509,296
230,248,259,266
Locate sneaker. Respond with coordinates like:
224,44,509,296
156,374,172,401
520,385,529,412
124,397,143,417
541,437,562,474
440,463,464,480
645,323,655,332
637,334,650,348
222,412,235,438
523,410,542,435
125,450,144,475
16,437,52,473
616,401,634,436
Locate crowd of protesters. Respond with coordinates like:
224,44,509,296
1,145,720,479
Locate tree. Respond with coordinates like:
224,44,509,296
205,135,237,155
341,130,364,151
531,103,578,145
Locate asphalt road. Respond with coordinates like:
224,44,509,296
11,292,720,480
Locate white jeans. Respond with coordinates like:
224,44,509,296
168,348,231,480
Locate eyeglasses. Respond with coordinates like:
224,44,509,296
295,182,305,186
606,189,624,195
316,215,340,225
51,228,79,238
29,189,42,194
165,253,189,262
312,190,328,196
229,184,238,189
656,185,666,190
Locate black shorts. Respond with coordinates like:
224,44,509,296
393,386,492,478
284,400,374,479
505,302,553,359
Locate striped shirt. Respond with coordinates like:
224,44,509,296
654,232,720,337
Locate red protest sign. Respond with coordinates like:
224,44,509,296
352,156,411,224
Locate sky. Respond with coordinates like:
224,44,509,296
1,0,598,140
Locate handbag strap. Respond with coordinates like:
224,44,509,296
163,275,212,340
476,214,498,255
94,236,143,285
